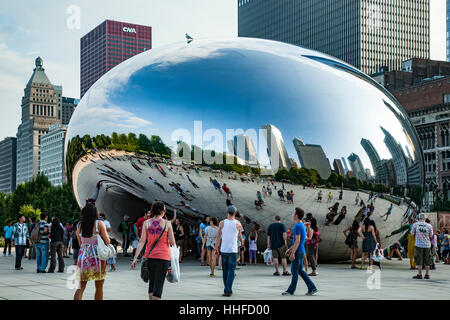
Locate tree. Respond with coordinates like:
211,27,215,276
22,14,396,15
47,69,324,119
19,204,41,220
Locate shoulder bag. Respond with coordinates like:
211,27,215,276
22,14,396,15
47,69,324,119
95,220,116,260
141,220,167,283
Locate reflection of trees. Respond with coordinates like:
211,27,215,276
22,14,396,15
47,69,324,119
66,132,172,183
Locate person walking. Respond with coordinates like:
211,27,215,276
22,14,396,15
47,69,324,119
3,220,13,256
214,206,244,297
11,214,31,270
35,213,51,273
203,217,219,277
174,218,185,263
73,203,111,300
411,213,434,279
380,203,393,221
48,217,65,273
343,220,362,269
199,216,210,266
267,216,290,276
248,231,258,264
282,208,318,296
119,216,130,257
131,201,175,300
360,218,377,270
306,218,319,276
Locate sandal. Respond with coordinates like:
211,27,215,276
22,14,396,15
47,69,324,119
424,275,430,279
412,274,423,279
282,272,291,276
273,271,280,276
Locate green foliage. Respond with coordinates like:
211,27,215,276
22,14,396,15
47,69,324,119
0,175,80,228
431,199,450,212
19,204,41,220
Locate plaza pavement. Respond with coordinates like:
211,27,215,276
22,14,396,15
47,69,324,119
0,251,449,300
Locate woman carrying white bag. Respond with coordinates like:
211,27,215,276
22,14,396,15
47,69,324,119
131,201,176,300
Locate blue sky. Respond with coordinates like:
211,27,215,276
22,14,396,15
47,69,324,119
0,0,446,143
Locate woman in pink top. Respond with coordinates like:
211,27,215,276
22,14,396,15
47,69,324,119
131,201,175,300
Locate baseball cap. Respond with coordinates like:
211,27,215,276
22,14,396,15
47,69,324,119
227,205,237,214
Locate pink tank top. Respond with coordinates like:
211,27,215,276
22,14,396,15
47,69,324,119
144,219,170,261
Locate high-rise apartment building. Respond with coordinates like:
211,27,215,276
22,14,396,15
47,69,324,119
61,97,79,125
347,153,367,181
0,137,17,193
39,123,67,186
80,20,152,98
261,124,291,171
16,57,61,185
238,0,430,74
227,134,258,166
333,159,345,176
293,137,331,179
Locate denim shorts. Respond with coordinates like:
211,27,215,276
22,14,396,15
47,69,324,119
206,245,214,251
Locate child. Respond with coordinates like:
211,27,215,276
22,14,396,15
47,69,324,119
249,231,258,264
237,234,246,266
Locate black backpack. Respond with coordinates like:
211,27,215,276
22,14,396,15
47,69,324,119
117,222,124,233
345,231,355,246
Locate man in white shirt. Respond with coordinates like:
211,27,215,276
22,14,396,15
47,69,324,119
214,206,243,297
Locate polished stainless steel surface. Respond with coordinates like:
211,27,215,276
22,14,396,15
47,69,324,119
66,38,424,261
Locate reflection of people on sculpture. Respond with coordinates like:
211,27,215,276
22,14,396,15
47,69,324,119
353,205,366,222
177,201,199,213
355,193,360,205
325,203,339,225
255,191,264,210
277,189,285,201
212,179,222,193
149,177,169,193
86,181,102,204
286,190,294,204
343,220,363,269
317,190,322,202
339,189,343,200
333,206,347,225
222,184,233,199
327,192,333,203
186,175,200,188
380,203,393,221
386,241,403,261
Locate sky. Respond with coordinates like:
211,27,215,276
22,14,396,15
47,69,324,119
0,0,446,142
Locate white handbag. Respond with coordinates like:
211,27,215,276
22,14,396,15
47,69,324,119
95,220,116,260
167,246,180,283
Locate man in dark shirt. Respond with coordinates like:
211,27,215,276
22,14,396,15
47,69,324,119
267,216,290,276
48,217,65,273
35,213,50,273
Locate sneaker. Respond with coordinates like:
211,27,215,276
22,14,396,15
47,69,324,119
306,288,318,296
412,274,423,279
424,274,430,279
281,291,293,296
222,293,232,297
209,273,216,277
360,266,365,270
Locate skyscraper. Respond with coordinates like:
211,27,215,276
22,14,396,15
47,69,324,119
347,153,367,181
261,124,291,171
227,134,258,166
360,138,388,185
80,20,152,98
39,123,67,186
16,57,61,185
333,159,345,176
238,0,430,74
341,157,349,173
61,97,79,125
448,0,450,61
0,137,17,193
293,137,331,179
381,126,408,186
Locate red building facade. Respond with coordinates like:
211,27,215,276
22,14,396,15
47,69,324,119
80,20,152,98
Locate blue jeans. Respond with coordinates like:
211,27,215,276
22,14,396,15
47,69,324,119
287,251,316,294
35,243,49,271
221,253,238,294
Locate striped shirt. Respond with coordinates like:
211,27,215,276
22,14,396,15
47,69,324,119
11,223,29,246
38,220,50,244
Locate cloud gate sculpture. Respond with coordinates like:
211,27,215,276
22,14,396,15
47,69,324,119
66,38,424,261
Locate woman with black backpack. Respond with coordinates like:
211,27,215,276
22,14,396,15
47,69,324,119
343,220,363,269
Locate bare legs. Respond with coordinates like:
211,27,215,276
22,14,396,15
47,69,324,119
73,280,104,300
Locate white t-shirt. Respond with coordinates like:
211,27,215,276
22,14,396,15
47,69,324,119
220,219,239,253
103,220,111,230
